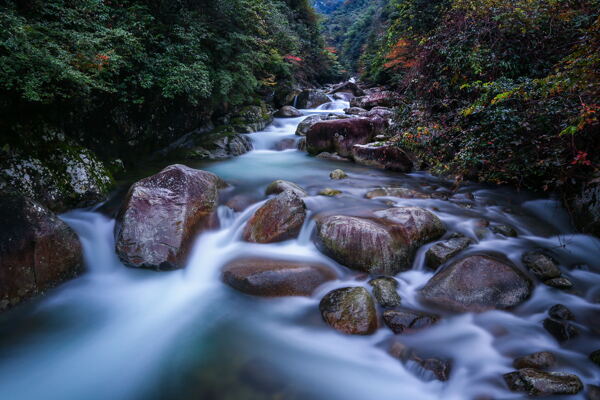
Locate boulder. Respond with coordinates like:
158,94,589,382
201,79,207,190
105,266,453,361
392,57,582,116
522,251,561,280
383,308,439,334
329,81,365,97
222,258,335,297
344,107,367,115
295,89,331,109
0,192,83,311
503,368,583,396
115,165,223,270
242,190,306,243
350,91,400,109
330,169,347,180
315,207,445,275
319,287,378,335
352,142,414,172
420,255,533,312
366,187,428,199
369,277,401,308
274,106,302,118
306,118,387,157
265,180,307,198
363,106,395,120
513,352,556,370
295,113,355,136
426,235,472,269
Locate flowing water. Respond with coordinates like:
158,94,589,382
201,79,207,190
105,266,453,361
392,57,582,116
1,100,599,400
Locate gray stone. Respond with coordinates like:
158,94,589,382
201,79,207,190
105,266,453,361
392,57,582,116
369,277,401,307
319,287,378,335
426,236,472,269
503,368,583,396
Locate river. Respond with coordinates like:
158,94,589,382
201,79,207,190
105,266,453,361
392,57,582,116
0,99,599,400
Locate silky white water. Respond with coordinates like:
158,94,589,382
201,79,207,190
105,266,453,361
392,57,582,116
0,101,599,400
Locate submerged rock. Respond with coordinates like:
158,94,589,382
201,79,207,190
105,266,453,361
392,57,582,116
503,368,583,396
115,165,223,270
548,304,575,320
389,341,452,381
352,142,413,172
513,351,556,370
420,255,533,312
272,138,297,151
319,287,378,335
274,105,302,118
295,89,330,109
306,118,387,157
0,192,83,311
543,318,579,342
243,190,306,243
369,277,401,308
426,235,472,269
265,180,307,198
330,169,347,180
222,258,335,297
491,224,518,237
383,308,439,334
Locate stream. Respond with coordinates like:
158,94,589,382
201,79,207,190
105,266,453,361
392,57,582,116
0,99,599,400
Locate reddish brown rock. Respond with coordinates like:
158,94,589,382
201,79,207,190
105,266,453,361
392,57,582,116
306,118,387,157
352,142,413,172
0,192,83,311
319,287,378,335
243,190,306,243
420,255,533,312
115,164,224,270
222,258,336,296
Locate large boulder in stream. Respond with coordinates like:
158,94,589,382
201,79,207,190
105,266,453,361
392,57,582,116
115,164,224,270
319,287,378,335
350,91,400,109
0,192,83,311
503,368,583,396
306,118,387,157
295,113,355,136
243,190,306,243
420,255,533,312
295,89,330,109
352,142,414,172
222,258,335,297
265,180,307,198
274,106,302,118
315,207,445,275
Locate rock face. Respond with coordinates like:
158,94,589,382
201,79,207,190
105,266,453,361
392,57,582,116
503,369,583,396
513,352,556,370
222,258,335,297
319,287,378,335
115,164,223,270
306,118,387,157
350,91,400,109
352,142,413,172
295,89,331,109
0,192,83,311
243,190,306,243
420,255,533,312
383,308,439,334
274,106,302,118
369,277,401,307
426,235,472,269
265,180,307,198
315,207,444,275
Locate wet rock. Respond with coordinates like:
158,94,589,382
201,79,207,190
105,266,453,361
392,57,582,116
426,235,472,269
543,318,579,342
383,308,439,334
295,89,330,109
491,224,518,237
352,142,413,172
274,105,302,118
548,304,575,320
329,81,365,97
503,368,583,396
544,277,574,289
369,277,401,307
590,349,600,367
330,169,347,180
420,255,533,312
295,113,355,136
315,207,444,275
265,180,307,198
333,92,354,101
350,90,400,109
115,165,223,270
319,287,378,335
589,385,600,400
306,118,387,157
365,187,428,199
225,194,258,212
522,251,561,280
319,188,342,197
513,352,557,370
242,190,306,243
272,138,297,151
344,107,367,115
316,152,350,162
417,357,452,382
297,137,306,151
222,258,335,297
0,192,83,311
